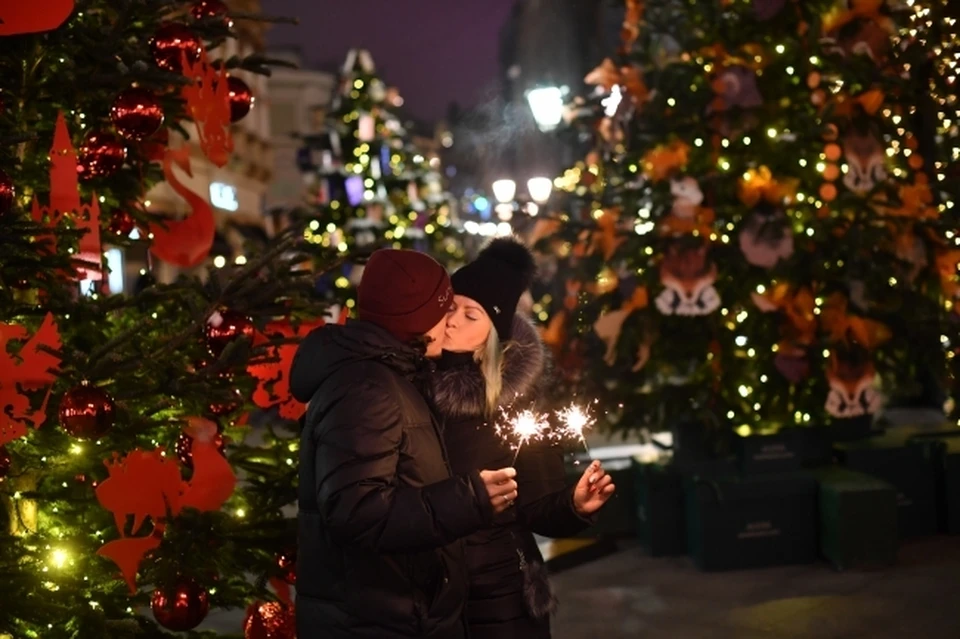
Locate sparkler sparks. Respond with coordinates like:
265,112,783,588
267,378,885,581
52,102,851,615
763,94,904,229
498,409,550,464
556,402,596,454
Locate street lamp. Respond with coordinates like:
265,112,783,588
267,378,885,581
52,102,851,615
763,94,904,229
527,177,552,204
526,86,564,132
492,179,517,204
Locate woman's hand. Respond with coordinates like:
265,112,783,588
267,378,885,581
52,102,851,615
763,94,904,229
572,460,615,517
479,467,519,514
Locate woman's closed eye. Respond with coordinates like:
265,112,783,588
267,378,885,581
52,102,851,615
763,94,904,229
465,314,479,322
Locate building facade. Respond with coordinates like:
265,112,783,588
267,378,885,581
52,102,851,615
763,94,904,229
264,48,337,213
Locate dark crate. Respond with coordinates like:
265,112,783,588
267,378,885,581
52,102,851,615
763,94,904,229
736,430,806,475
830,415,882,443
685,472,818,572
835,432,940,538
907,432,960,534
945,440,960,534
633,460,687,557
812,467,898,570
566,459,636,539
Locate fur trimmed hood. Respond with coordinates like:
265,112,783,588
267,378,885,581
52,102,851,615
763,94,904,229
429,315,546,419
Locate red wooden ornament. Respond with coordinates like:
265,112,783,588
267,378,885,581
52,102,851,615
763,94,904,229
205,310,255,358
150,23,202,73
110,88,165,141
226,76,254,123
59,382,116,439
179,416,237,512
31,113,102,279
95,448,184,591
0,313,62,447
176,419,225,469
0,168,14,217
0,0,74,36
151,577,210,632
243,602,296,639
148,146,215,267
248,317,334,420
181,49,233,167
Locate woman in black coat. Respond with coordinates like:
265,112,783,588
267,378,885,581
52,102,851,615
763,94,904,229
428,238,616,639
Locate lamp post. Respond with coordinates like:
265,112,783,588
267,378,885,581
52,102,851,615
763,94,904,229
492,179,517,204
525,86,564,132
526,177,552,205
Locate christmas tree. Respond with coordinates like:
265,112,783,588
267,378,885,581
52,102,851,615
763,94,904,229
533,0,959,445
0,2,336,637
297,49,466,312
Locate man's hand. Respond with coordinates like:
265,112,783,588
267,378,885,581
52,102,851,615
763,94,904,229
479,467,518,514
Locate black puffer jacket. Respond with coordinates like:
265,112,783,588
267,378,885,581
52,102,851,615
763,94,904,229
290,320,494,639
428,316,591,639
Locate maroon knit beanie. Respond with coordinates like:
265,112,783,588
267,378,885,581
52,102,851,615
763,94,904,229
358,249,454,342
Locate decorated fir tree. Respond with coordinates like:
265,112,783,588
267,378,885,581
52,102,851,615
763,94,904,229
296,49,466,312
0,2,339,637
533,0,960,446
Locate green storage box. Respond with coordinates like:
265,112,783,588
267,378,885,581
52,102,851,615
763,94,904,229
943,439,960,534
633,460,686,557
567,458,636,538
835,431,940,538
812,467,898,570
736,429,806,475
685,472,818,572
907,432,960,534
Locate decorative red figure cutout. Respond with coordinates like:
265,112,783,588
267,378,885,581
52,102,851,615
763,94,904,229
148,146,215,268
0,313,62,446
0,0,73,36
30,112,102,279
181,49,233,167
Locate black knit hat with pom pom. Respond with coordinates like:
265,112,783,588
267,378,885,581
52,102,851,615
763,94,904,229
451,237,536,340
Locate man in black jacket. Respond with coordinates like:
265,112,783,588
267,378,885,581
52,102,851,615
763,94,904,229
290,249,519,639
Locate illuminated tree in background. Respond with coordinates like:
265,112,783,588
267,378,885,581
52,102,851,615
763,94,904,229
0,2,337,636
299,49,465,313
534,0,960,443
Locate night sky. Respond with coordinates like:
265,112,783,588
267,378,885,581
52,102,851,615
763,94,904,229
265,0,518,121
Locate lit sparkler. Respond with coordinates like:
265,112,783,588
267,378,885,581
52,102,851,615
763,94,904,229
556,402,596,455
498,409,550,465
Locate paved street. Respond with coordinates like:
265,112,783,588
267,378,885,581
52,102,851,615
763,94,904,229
550,537,960,638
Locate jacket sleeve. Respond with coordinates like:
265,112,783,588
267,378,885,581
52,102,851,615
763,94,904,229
314,376,493,553
514,440,594,539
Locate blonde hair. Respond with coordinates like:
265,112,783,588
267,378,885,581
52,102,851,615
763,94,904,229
475,325,505,417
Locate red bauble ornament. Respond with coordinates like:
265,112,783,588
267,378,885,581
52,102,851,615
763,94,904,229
110,88,165,141
205,310,255,358
191,0,231,25
151,577,210,632
276,547,296,585
59,383,116,439
77,131,126,180
108,211,136,236
226,76,254,123
176,422,226,469
243,602,295,639
0,445,11,479
0,168,14,217
150,23,203,73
